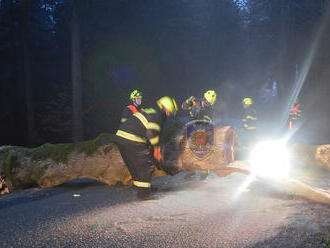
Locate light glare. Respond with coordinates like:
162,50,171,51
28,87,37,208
249,140,291,180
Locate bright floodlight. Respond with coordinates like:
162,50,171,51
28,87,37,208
249,140,291,180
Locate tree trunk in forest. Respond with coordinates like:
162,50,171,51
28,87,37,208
20,0,35,147
72,0,83,142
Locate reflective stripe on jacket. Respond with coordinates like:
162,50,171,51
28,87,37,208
116,130,147,143
133,180,151,188
289,104,301,121
116,105,164,145
242,107,257,131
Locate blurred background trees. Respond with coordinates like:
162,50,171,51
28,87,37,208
0,0,329,146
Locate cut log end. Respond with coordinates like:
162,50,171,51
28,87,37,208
315,145,330,170
180,126,239,171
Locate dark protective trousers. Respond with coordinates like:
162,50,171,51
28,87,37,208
116,137,154,185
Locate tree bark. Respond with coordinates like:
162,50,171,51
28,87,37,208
291,143,330,170
0,127,329,205
224,161,330,205
0,126,237,191
176,126,238,171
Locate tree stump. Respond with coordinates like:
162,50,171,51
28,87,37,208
174,126,239,171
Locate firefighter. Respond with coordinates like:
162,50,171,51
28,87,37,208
241,97,258,152
116,96,178,201
182,90,217,122
242,97,257,132
182,90,217,180
288,99,302,130
120,89,143,123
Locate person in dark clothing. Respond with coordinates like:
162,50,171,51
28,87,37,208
182,90,217,180
116,96,178,201
120,89,143,123
240,97,258,158
242,97,257,133
181,90,217,123
288,99,302,130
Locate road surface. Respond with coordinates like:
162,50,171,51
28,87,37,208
0,171,329,248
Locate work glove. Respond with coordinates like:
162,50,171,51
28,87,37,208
182,96,196,110
153,146,163,163
187,96,195,104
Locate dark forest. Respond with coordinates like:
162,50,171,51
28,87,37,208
1,0,330,147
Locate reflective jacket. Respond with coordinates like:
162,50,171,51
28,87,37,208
289,103,301,121
242,107,257,131
116,106,165,146
120,105,143,123
182,96,213,122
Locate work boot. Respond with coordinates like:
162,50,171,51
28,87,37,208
137,188,159,201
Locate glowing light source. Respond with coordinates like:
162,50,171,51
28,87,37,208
249,140,291,180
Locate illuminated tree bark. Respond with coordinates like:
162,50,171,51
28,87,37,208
0,127,237,191
0,127,329,205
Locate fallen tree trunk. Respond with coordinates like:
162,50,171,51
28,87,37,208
224,161,330,205
291,143,330,170
162,125,238,173
0,134,132,192
0,126,238,193
283,179,330,205
180,126,238,171
1,127,329,206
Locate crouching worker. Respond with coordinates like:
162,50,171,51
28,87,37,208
182,90,217,180
116,96,178,201
182,90,217,122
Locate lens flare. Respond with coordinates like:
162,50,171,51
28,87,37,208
249,140,291,180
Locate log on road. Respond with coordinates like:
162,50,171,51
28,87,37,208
291,143,330,170
0,126,238,193
225,160,330,205
1,127,330,206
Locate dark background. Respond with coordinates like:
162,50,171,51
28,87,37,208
0,0,330,147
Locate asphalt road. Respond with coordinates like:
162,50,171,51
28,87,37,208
0,172,329,248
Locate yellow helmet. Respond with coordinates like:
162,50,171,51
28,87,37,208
157,96,178,115
242,97,253,105
130,89,142,100
204,90,217,105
